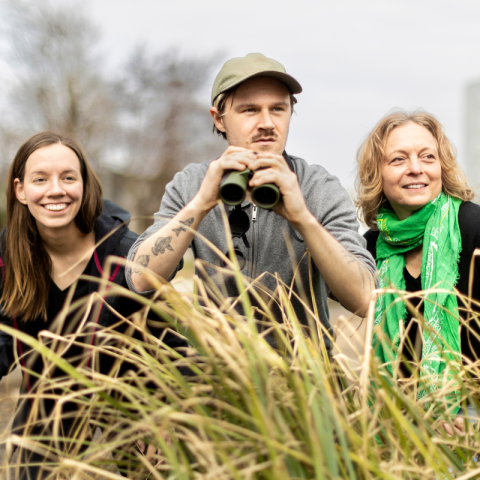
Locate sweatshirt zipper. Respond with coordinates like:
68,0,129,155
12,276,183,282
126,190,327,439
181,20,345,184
251,205,257,276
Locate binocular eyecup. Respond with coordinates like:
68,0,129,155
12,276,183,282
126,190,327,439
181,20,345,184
219,168,280,209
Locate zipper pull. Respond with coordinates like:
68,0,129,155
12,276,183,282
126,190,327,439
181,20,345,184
252,205,257,223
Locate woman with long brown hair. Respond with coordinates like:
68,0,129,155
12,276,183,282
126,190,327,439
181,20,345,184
357,110,480,435
0,131,139,479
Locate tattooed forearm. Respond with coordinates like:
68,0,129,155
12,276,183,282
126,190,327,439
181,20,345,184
133,255,150,275
342,248,372,289
172,217,194,237
152,236,174,255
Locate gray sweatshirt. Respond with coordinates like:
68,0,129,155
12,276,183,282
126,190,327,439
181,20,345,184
126,155,376,352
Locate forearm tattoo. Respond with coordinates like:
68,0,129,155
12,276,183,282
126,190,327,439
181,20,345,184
152,236,174,255
172,217,194,237
342,248,371,289
133,255,150,275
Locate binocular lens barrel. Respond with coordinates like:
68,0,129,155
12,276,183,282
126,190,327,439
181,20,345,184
251,184,280,209
219,169,280,209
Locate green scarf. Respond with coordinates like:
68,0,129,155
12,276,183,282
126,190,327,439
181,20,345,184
373,192,462,406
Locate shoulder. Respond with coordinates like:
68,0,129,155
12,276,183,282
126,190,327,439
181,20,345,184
118,229,139,257
290,155,356,219
95,203,139,258
171,161,210,184
290,155,350,198
163,161,211,200
458,201,480,235
363,229,379,259
288,155,331,180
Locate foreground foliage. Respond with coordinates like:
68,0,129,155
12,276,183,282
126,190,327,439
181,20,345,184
1,252,480,479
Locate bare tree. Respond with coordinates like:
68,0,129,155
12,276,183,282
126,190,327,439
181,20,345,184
1,0,114,166
108,47,224,231
0,1,225,233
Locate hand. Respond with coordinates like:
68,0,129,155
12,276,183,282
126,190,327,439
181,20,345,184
248,153,311,225
192,146,257,213
439,416,466,437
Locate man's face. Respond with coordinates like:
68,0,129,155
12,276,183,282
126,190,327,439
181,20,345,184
212,76,292,155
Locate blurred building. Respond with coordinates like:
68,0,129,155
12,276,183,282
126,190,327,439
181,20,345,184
465,81,480,202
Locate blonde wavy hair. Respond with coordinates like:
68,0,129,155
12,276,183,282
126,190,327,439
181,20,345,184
356,110,475,229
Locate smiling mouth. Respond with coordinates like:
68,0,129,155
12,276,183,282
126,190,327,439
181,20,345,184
43,203,68,211
403,184,427,189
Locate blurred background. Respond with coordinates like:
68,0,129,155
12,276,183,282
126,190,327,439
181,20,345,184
1,0,480,235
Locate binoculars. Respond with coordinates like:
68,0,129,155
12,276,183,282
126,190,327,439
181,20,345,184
219,169,280,209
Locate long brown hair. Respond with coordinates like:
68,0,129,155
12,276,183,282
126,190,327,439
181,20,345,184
1,131,103,321
356,110,475,229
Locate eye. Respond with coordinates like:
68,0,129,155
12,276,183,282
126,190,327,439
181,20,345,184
272,106,286,112
64,175,76,181
243,107,256,113
424,154,436,161
390,157,404,164
33,177,46,183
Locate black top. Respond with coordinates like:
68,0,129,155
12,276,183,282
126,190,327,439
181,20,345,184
0,201,141,382
364,201,480,364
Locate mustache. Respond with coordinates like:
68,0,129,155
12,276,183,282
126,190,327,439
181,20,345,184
252,131,277,142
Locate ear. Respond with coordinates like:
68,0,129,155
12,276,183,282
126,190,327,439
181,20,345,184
210,106,226,133
14,178,27,205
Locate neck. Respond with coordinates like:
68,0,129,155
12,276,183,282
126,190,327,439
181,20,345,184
37,221,93,257
390,204,421,221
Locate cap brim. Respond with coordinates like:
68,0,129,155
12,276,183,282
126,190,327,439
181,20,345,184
213,71,302,104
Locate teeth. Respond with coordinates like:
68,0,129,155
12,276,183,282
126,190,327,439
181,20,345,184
44,204,67,211
404,184,426,189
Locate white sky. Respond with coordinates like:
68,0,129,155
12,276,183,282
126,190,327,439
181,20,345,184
11,0,480,193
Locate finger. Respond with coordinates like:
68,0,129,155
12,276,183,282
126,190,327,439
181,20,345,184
441,422,454,436
223,150,257,163
215,153,256,170
249,171,281,188
216,160,251,173
453,416,466,436
250,156,287,172
224,145,254,155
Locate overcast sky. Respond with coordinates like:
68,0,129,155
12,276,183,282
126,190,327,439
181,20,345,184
9,0,480,193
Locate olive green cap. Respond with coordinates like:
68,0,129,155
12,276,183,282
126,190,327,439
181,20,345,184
211,53,302,105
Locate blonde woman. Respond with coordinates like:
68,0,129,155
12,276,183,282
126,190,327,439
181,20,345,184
357,111,479,434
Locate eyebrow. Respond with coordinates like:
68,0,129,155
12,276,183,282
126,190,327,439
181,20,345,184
29,169,78,176
234,101,290,110
387,146,438,156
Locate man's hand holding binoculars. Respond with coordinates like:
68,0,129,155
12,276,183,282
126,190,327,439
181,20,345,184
191,146,257,213
193,146,310,228
247,152,311,227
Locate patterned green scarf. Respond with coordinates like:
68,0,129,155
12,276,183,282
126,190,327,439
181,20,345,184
373,192,462,405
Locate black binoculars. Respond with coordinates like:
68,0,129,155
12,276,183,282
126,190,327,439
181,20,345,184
219,169,280,209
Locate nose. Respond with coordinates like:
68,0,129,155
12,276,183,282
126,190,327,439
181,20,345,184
47,178,67,196
258,108,275,130
407,157,423,175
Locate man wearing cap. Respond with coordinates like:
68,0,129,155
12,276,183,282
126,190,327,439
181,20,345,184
126,53,375,351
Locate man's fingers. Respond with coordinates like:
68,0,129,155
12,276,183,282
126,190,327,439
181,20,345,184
249,170,279,187
250,155,287,172
213,152,256,172
215,160,250,173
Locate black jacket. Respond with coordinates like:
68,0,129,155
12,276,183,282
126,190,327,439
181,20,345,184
0,200,139,381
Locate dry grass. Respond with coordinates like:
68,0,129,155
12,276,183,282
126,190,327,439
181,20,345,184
0,220,478,479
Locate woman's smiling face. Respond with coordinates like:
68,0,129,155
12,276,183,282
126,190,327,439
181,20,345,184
14,143,84,233
381,122,443,220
